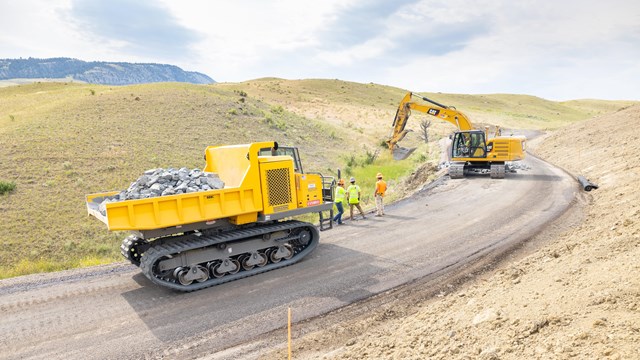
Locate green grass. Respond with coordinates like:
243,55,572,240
0,180,16,195
5,256,115,279
0,79,635,279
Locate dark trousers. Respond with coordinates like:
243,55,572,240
333,202,344,224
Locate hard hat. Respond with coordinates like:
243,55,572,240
338,178,345,185
350,177,355,183
376,172,383,179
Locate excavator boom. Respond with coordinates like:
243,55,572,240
386,92,473,160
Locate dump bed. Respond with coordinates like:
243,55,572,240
86,185,262,231
86,142,280,231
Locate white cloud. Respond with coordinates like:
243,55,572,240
1,0,639,100
316,37,394,66
0,0,76,58
156,0,345,78
369,0,640,99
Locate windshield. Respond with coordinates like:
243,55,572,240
258,147,303,173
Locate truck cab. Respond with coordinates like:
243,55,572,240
258,146,304,173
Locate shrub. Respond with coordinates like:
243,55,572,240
271,105,285,114
275,119,287,131
345,154,358,168
0,181,16,195
414,153,428,162
363,148,379,165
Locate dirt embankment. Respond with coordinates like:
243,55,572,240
272,106,640,359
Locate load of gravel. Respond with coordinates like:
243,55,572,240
97,168,225,214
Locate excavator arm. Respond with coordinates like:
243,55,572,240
386,92,473,160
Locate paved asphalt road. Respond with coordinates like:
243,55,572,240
0,154,577,359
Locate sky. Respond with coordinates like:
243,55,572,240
1,0,639,101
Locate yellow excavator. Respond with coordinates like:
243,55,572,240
386,92,526,179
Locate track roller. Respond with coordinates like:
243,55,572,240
174,265,209,286
139,220,320,291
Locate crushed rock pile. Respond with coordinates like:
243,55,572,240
98,168,224,214
439,161,531,173
507,161,532,172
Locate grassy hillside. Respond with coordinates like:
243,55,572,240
0,80,635,278
215,79,636,157
560,98,637,116
215,79,635,132
0,82,347,277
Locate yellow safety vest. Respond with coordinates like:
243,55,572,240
347,184,361,204
334,186,346,203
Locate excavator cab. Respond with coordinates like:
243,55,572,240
452,131,487,159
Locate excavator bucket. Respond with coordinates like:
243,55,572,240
392,146,416,160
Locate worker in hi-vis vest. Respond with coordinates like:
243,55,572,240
332,178,346,225
374,172,387,216
346,177,366,221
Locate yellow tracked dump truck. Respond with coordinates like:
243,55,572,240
86,141,335,291
386,92,526,179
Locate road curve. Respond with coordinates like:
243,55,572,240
0,155,577,360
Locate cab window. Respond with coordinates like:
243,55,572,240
259,147,303,173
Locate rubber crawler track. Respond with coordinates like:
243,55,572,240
139,220,319,291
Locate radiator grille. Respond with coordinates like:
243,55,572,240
266,168,292,206
494,141,509,156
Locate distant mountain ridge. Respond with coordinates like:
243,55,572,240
0,57,214,85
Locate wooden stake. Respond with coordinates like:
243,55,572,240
288,307,292,360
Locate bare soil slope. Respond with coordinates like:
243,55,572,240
269,105,640,359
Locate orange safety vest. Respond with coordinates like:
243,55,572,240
375,180,387,196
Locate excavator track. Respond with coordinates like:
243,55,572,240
139,220,319,291
490,163,506,179
449,163,465,179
